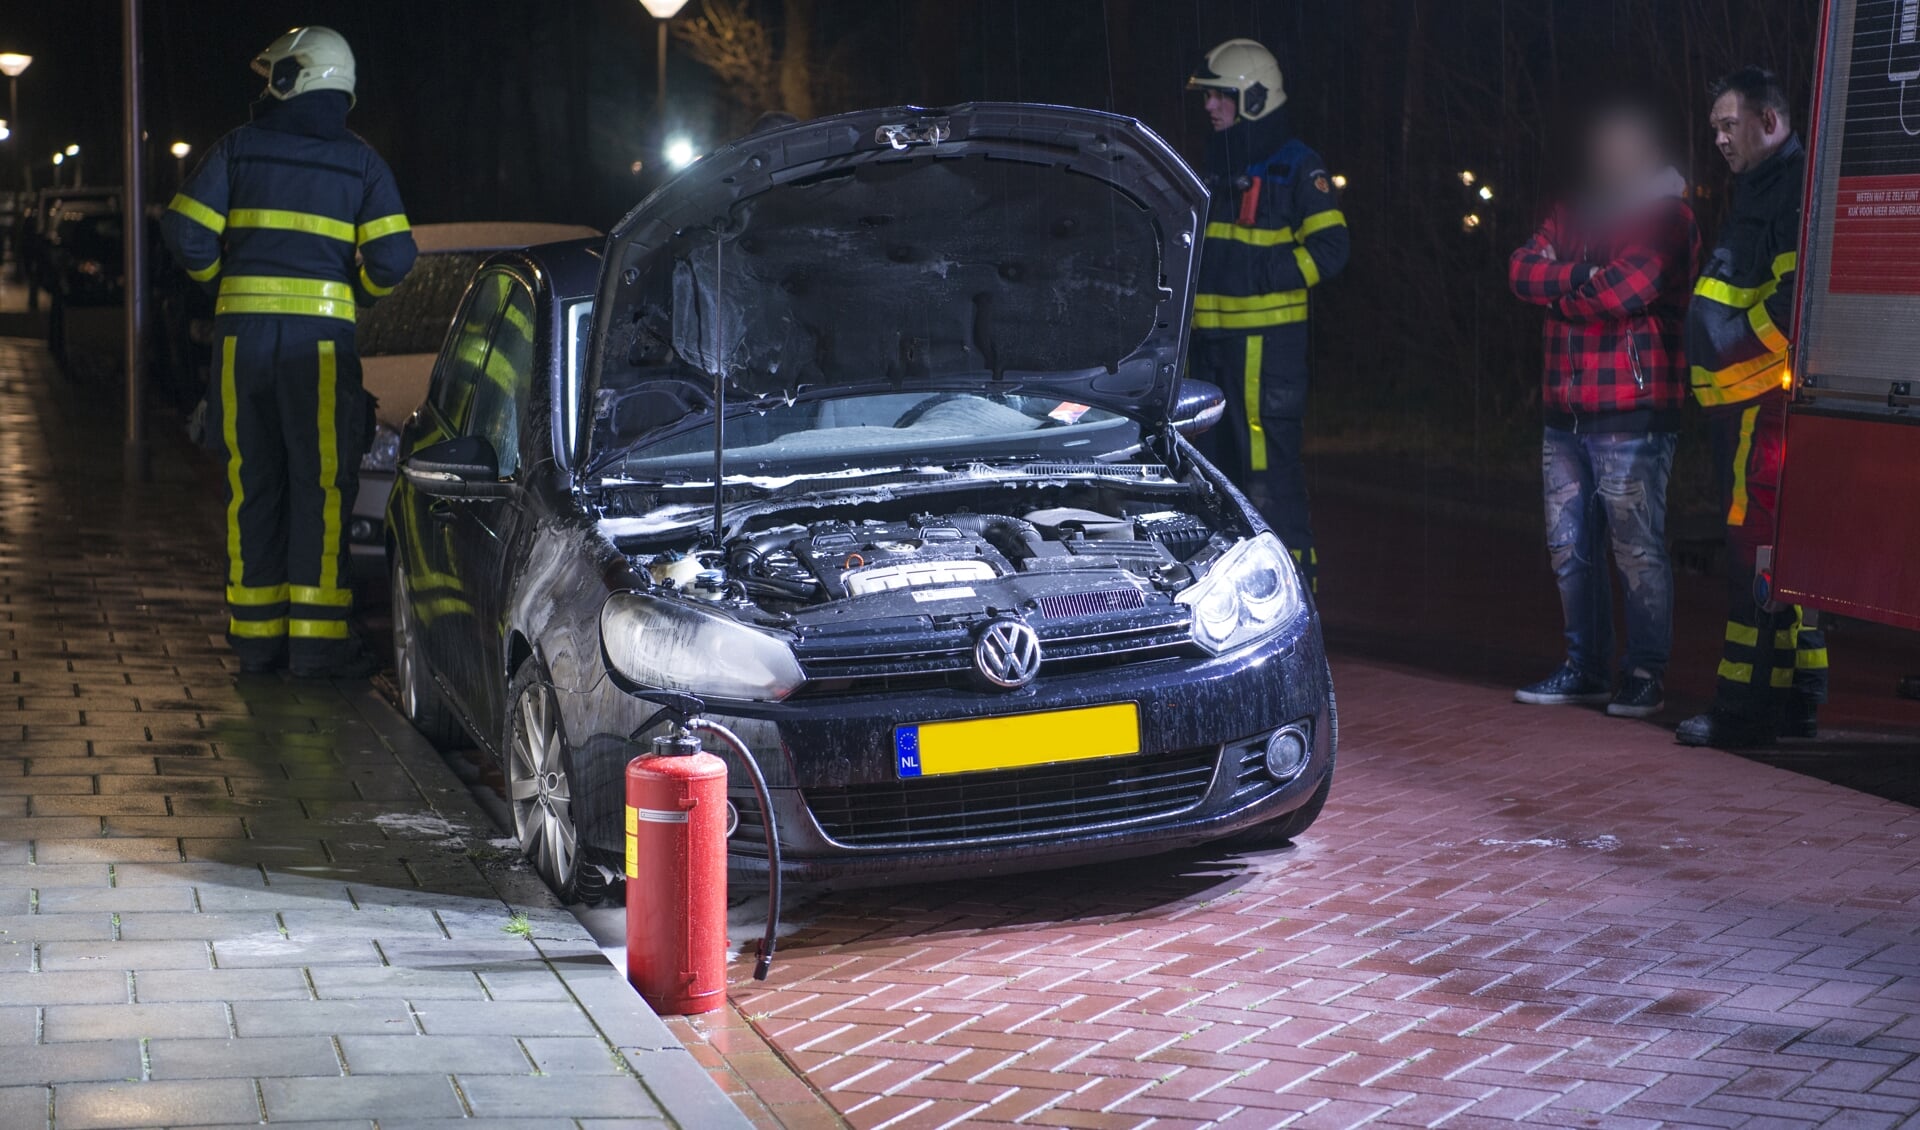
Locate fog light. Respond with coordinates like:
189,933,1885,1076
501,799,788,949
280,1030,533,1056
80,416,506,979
1264,724,1310,780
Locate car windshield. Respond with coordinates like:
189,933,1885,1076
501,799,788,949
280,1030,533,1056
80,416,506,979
357,251,491,357
607,393,1134,479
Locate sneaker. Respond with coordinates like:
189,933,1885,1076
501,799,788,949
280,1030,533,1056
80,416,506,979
1514,665,1611,706
1606,670,1665,718
1675,709,1775,748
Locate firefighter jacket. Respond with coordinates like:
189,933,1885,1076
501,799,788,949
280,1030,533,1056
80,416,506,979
1509,175,1700,431
161,91,417,324
1686,134,1804,409
1192,111,1349,334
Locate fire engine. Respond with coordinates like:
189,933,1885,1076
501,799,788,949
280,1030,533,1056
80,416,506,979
1771,0,1920,639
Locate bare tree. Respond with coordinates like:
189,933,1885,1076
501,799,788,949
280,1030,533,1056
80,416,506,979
671,0,821,124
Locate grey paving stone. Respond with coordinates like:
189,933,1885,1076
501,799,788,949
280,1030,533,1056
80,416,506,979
457,1074,666,1120
132,967,315,1003
618,1048,754,1129
33,838,182,865
52,1077,261,1128
336,1033,532,1075
0,1085,48,1130
28,887,196,914
108,862,262,888
39,940,212,972
21,794,161,817
113,911,281,940
43,1002,229,1042
0,1040,141,1086
412,1000,599,1038
475,969,573,1002
259,1074,463,1121
230,999,416,1037
8,816,109,838
521,1036,628,1075
280,906,450,938
192,882,350,912
0,913,112,941
0,971,129,1006
208,934,380,968
146,1035,341,1080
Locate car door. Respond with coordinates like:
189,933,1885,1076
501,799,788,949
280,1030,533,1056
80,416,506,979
400,270,510,703
441,271,539,735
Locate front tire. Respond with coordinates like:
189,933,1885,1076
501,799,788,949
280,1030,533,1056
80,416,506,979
391,558,465,747
504,660,583,902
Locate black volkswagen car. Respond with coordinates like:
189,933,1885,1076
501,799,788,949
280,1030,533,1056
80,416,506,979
387,104,1335,900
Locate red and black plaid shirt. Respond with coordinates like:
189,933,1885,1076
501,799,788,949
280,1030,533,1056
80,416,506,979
1509,195,1700,428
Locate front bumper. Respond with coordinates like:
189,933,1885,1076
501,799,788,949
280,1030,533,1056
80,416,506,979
604,614,1331,883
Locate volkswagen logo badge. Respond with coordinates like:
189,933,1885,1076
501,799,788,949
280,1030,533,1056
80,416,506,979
973,618,1042,689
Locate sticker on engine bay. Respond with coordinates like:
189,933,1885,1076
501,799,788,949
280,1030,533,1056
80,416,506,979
910,586,976,602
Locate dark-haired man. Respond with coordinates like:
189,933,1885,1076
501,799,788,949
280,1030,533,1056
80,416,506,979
1676,67,1828,747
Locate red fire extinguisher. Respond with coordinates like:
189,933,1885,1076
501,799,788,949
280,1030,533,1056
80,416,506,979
625,728,729,1015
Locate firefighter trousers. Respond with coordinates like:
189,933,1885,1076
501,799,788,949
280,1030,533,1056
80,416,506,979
1190,325,1317,591
207,315,369,666
1708,391,1829,718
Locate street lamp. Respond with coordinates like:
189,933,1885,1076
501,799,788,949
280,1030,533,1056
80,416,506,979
664,135,697,171
50,149,61,187
169,140,190,185
0,54,30,193
0,121,9,142
65,143,80,187
638,0,691,113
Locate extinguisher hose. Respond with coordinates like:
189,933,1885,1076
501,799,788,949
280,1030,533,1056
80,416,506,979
689,720,781,981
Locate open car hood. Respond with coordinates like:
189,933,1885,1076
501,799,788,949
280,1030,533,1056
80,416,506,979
583,103,1208,472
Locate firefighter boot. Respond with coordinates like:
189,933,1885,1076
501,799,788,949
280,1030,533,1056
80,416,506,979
1675,709,1776,748
1779,693,1819,739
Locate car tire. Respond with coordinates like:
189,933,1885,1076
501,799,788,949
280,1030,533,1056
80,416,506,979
504,658,584,902
1225,663,1339,850
390,559,465,748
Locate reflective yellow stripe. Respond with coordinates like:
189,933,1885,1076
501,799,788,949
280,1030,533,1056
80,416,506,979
1244,335,1266,472
186,258,222,283
227,208,354,242
227,583,289,606
1725,622,1760,647
1192,306,1310,330
356,213,411,243
1771,251,1797,280
214,295,356,322
168,194,226,234
1718,659,1754,683
1204,221,1295,247
288,619,350,639
1769,667,1795,688
1293,246,1321,288
1193,290,1309,313
1796,647,1830,670
1749,302,1788,354
318,341,342,594
1296,209,1347,239
1727,404,1761,526
290,584,353,608
1691,354,1784,407
229,617,288,639
359,265,395,298
1695,276,1773,309
219,275,354,302
221,337,243,587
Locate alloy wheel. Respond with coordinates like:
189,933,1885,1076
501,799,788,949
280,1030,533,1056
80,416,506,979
391,563,422,719
507,678,578,896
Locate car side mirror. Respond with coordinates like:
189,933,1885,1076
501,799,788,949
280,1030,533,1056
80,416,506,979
400,434,509,499
1171,379,1226,438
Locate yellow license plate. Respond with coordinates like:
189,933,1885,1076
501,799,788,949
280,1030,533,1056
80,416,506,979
894,703,1140,779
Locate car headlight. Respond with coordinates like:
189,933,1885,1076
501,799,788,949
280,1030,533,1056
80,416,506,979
361,424,401,473
600,592,803,702
1176,533,1305,654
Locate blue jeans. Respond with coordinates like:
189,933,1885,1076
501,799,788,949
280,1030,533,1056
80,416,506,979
1541,428,1676,679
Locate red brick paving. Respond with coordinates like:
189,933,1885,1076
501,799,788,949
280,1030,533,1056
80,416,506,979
728,661,1920,1128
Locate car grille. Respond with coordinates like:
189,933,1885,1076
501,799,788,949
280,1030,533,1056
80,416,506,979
1035,588,1145,619
794,620,1196,694
800,747,1220,848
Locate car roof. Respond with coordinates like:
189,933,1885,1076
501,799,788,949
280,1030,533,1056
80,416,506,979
412,221,600,255
490,237,605,304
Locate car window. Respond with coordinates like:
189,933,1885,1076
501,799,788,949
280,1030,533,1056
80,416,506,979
465,279,537,477
429,271,512,431
357,251,490,357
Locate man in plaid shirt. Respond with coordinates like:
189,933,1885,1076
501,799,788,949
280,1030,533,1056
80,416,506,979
1508,104,1700,718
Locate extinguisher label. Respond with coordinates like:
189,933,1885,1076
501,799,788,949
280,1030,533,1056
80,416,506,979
624,806,637,877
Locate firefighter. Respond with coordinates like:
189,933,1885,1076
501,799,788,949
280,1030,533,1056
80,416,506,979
162,26,417,678
1186,39,1348,594
1676,67,1828,747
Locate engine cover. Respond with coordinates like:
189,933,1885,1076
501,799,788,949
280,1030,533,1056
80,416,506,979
796,520,1013,597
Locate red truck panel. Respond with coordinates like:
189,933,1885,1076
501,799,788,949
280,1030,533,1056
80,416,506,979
1774,410,1920,631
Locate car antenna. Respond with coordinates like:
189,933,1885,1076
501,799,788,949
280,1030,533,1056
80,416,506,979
709,237,726,549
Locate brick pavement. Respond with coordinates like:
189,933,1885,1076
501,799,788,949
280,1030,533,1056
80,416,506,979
734,661,1920,1128
0,334,750,1128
